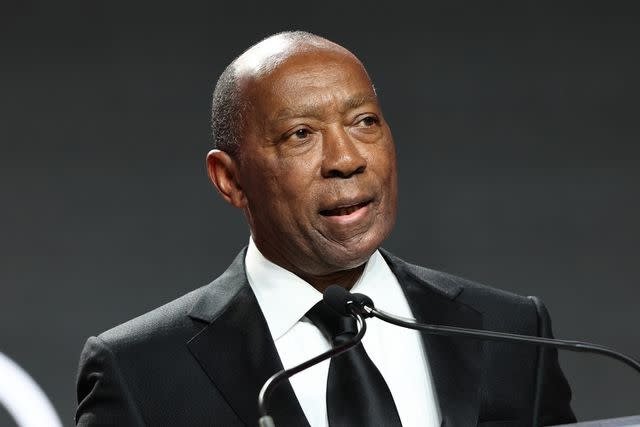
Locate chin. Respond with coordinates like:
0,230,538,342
321,233,384,271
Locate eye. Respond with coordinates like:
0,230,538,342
293,128,311,139
358,115,379,127
281,126,314,145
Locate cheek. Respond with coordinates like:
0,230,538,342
369,143,397,182
248,157,318,216
272,155,319,192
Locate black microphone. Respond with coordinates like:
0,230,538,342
323,285,640,375
257,304,368,427
324,285,373,317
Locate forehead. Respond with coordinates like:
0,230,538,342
241,49,377,118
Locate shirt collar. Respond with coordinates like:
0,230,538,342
351,246,393,308
244,237,387,341
245,237,322,341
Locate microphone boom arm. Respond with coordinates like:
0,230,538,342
367,306,640,375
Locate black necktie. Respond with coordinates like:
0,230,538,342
306,301,403,427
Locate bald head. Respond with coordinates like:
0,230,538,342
210,31,370,155
233,31,353,78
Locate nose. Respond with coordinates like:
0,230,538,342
321,126,367,179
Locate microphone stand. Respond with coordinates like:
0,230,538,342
364,305,640,375
257,312,368,427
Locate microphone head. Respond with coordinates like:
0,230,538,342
323,285,351,316
323,285,375,317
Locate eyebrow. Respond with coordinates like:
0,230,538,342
272,93,379,122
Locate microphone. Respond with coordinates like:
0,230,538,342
323,285,640,375
324,285,373,316
257,303,368,427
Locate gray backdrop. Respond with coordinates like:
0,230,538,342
2,1,639,425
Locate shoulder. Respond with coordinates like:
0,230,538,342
75,278,244,425
96,285,209,354
381,248,530,304
89,248,248,356
76,283,214,410
381,248,540,330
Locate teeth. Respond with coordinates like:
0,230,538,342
336,206,356,215
323,202,366,216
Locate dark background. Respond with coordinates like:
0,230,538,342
2,1,639,425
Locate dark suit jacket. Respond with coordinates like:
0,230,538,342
76,248,575,426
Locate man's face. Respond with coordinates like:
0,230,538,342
235,48,397,277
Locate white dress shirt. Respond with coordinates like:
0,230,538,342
245,237,441,427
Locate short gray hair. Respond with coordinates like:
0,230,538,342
210,63,244,156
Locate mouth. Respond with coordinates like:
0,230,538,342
319,200,372,218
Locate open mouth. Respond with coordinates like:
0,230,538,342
319,200,371,217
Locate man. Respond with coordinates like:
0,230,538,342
76,31,575,426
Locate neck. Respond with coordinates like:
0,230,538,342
296,264,366,293
251,238,368,292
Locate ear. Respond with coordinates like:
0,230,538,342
206,149,247,209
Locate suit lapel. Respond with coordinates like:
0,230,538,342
186,249,309,427
185,247,482,426
381,250,484,427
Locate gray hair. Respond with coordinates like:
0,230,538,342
210,63,244,156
